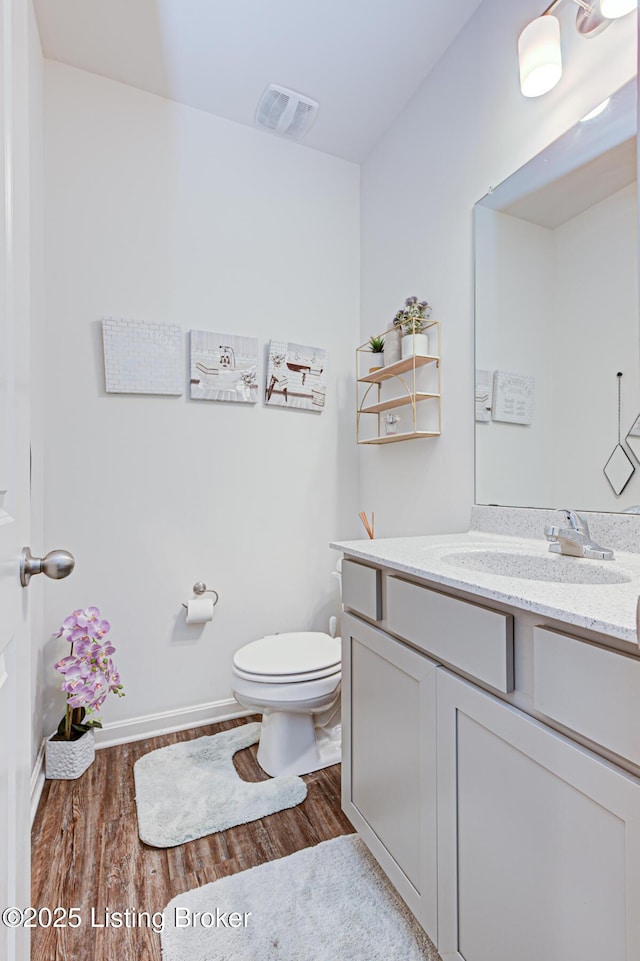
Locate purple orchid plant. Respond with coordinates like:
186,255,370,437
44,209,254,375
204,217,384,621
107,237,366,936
53,607,125,741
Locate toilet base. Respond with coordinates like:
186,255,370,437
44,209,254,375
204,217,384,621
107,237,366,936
257,708,341,777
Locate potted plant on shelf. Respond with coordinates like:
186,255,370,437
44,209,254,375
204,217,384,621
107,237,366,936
394,296,432,359
45,606,125,779
368,334,385,371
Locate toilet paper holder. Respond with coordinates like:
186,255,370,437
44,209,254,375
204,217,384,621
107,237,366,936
181,581,219,610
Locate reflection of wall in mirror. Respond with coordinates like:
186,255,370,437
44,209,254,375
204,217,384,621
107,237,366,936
476,178,638,512
552,181,638,508
626,413,640,463
475,206,555,508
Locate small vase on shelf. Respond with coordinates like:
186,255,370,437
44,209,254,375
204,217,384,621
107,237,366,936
383,326,402,366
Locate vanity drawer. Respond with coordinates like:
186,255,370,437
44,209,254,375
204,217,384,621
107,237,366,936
342,559,382,621
386,576,513,692
533,626,640,765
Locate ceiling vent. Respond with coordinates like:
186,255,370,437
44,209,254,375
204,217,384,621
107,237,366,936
256,84,319,141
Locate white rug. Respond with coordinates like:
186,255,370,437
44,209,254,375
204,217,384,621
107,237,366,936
161,834,441,961
134,722,307,847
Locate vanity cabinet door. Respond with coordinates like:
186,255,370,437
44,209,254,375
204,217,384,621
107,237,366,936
437,668,640,961
341,612,438,939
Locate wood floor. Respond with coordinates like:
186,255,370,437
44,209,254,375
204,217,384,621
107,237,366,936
31,715,354,961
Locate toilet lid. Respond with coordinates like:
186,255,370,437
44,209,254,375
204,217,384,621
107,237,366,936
233,632,341,678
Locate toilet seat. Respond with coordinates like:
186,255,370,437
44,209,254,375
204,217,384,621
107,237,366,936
233,632,341,684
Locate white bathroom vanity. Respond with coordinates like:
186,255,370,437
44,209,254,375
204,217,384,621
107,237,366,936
333,508,640,961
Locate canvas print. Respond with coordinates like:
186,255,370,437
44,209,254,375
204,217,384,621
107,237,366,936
190,330,259,403
265,341,327,411
102,318,183,395
491,370,535,425
475,368,493,422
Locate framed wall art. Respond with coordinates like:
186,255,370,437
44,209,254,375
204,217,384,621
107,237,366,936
491,370,535,425
190,330,259,403
475,369,493,422
265,341,327,411
102,318,183,395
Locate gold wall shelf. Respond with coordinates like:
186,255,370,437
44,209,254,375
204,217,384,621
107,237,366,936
359,430,441,445
356,322,441,445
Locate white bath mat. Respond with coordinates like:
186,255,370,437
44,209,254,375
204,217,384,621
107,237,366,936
134,722,307,847
161,834,441,961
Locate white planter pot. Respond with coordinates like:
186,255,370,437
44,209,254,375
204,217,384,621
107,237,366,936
368,354,384,371
401,332,430,359
45,728,95,780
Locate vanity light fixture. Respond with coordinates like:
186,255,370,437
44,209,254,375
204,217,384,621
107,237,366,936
518,15,563,97
600,0,637,15
518,0,638,98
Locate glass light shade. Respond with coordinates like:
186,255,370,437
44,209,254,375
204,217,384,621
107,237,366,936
518,16,562,98
599,0,637,17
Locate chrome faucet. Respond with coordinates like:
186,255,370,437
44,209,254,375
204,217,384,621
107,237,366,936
544,510,614,560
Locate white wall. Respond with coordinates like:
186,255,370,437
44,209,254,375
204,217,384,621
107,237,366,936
40,62,360,741
359,0,636,537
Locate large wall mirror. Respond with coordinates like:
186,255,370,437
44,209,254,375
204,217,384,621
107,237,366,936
475,78,639,514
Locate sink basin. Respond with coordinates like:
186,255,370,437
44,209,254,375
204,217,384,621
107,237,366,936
441,550,631,585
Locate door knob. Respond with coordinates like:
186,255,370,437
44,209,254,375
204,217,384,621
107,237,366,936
20,547,75,587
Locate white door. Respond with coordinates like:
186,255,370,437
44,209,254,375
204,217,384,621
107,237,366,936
1,1,34,958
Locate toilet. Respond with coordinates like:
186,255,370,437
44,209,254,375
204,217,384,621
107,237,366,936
232,630,342,777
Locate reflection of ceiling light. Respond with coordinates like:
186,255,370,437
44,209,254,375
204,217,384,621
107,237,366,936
518,0,637,98
580,97,611,121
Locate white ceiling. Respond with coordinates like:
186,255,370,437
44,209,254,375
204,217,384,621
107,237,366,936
33,0,484,162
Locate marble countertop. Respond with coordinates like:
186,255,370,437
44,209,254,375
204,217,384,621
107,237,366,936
331,530,640,644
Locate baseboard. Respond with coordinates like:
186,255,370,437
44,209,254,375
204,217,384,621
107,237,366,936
31,698,252,821
94,697,252,749
30,738,46,826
